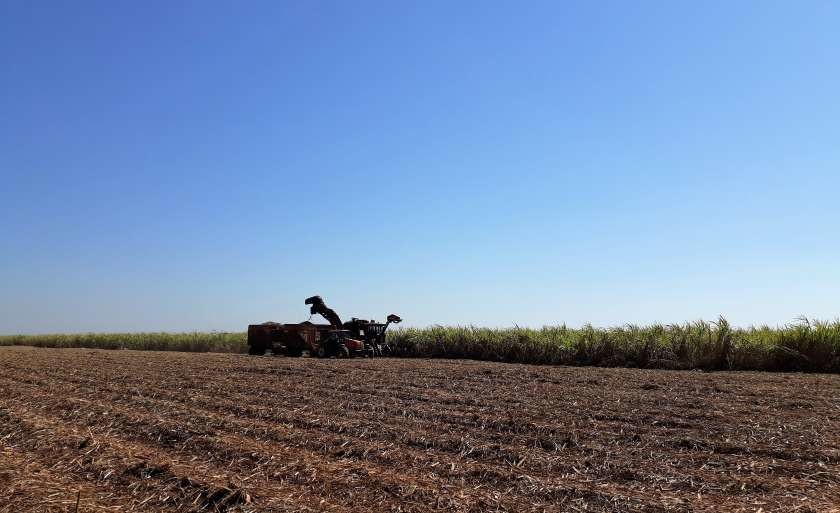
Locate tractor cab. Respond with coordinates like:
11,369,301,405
318,329,364,358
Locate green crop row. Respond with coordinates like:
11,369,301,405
0,331,248,354
2,317,839,372
388,317,840,372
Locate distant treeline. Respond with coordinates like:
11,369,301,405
2,317,839,372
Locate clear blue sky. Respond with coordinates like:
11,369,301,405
1,1,838,333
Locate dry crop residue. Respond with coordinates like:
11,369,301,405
1,346,838,512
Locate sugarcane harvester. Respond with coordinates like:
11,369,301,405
247,296,402,357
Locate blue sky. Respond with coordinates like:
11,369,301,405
1,1,838,333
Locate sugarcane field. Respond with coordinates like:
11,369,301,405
1,346,838,512
4,2,840,512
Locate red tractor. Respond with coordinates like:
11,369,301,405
247,296,401,357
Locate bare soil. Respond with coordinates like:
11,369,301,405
1,346,838,512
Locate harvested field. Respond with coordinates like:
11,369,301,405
1,347,838,512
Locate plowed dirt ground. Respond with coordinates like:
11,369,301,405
1,346,838,513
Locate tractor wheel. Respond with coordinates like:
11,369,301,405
338,345,350,359
316,346,327,358
248,344,265,356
